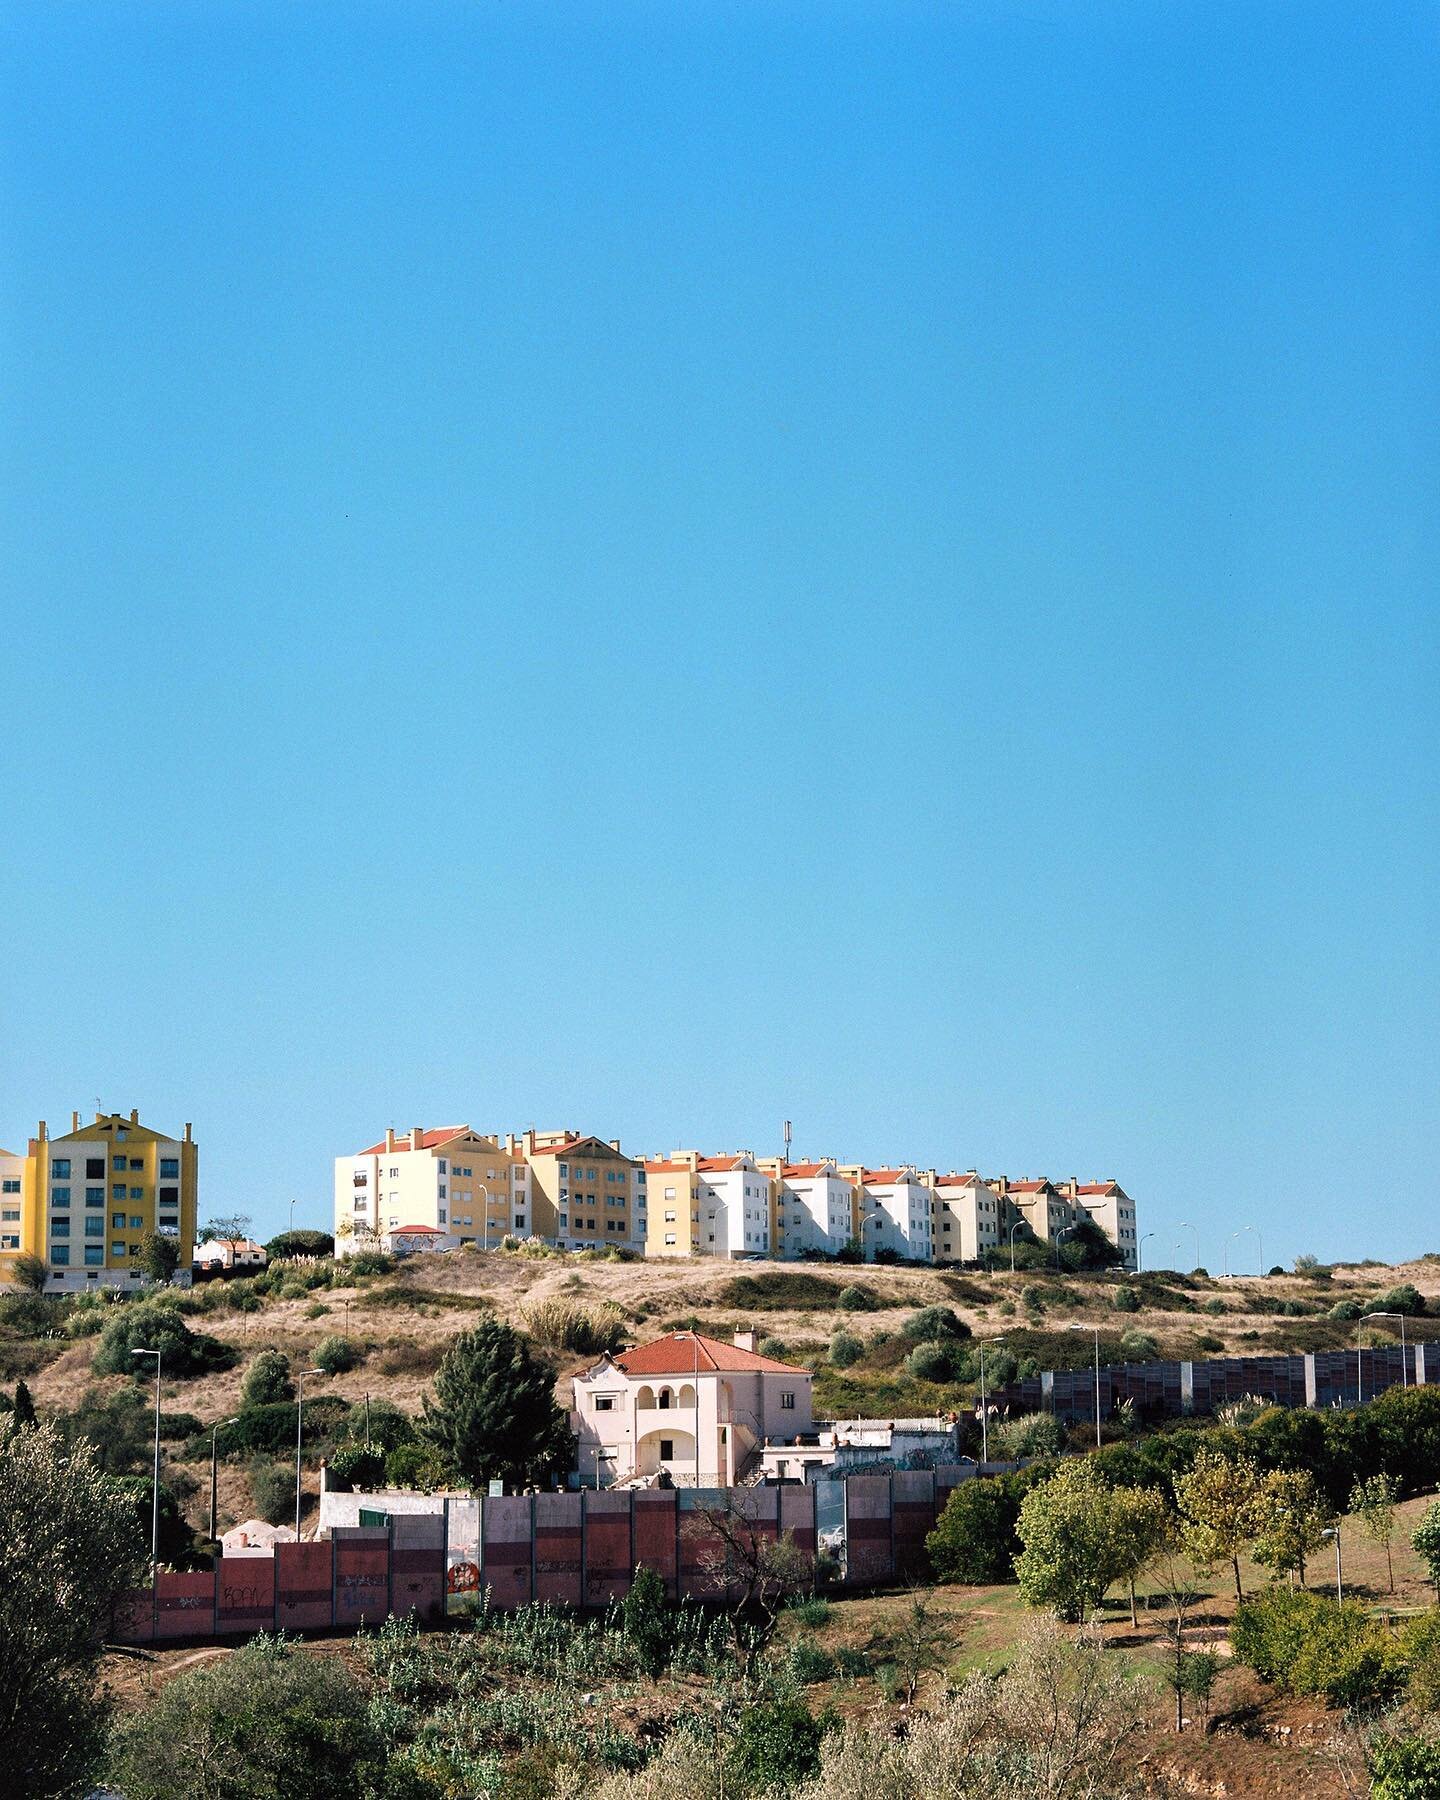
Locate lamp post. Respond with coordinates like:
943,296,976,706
131,1348,162,1573
978,1337,1006,1466
1322,1526,1343,1602
1008,1219,1026,1274
209,1416,239,1542
477,1182,491,1250
1138,1231,1155,1272
1363,1311,1409,1388
289,1198,296,1235
1239,1223,1263,1276
1224,1230,1245,1278
1177,1221,1200,1272
295,1366,326,1539
1069,1323,1102,1449
1054,1224,1077,1270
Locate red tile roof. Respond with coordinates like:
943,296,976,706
1007,1180,1053,1194
614,1331,805,1377
862,1169,914,1184
780,1163,832,1179
935,1173,981,1188
389,1224,447,1236
1076,1182,1121,1195
696,1156,750,1173
357,1127,468,1156
644,1160,693,1174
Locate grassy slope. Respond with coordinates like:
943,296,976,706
19,1247,1440,1538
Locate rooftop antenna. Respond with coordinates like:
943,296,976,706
782,1119,792,1165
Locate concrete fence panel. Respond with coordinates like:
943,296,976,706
534,1492,584,1607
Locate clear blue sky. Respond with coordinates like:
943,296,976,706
2,3,1436,1269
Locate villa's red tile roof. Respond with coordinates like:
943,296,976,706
614,1331,803,1377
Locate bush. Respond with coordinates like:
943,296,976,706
346,1250,394,1277
990,1412,1066,1459
1203,1297,1227,1316
92,1302,235,1379
788,1595,832,1628
1400,1611,1440,1713
313,1335,361,1376
1375,1284,1427,1318
240,1350,294,1408
1118,1330,1159,1361
521,1297,627,1356
836,1285,877,1312
905,1339,970,1383
722,1272,850,1310
326,1443,387,1492
247,1458,294,1526
787,1636,835,1683
829,1331,863,1369
1330,1298,1364,1321
265,1229,335,1260
385,1442,450,1491
925,1463,1054,1584
1231,1587,1402,1707
900,1305,970,1342
729,1697,830,1790
1371,1732,1440,1800
1111,1287,1141,1313
758,1336,787,1361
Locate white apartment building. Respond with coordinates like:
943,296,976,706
571,1328,814,1487
0,1148,21,1258
758,1160,856,1258
697,1155,772,1257
334,1126,529,1255
930,1172,1005,1263
841,1167,933,1262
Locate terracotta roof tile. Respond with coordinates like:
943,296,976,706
614,1331,804,1377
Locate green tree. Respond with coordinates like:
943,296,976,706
241,1349,294,1408
1014,1459,1127,1624
1251,1468,1332,1587
1352,1472,1400,1592
621,1564,673,1676
198,1213,252,1244
313,1335,360,1376
10,1252,48,1294
1174,1447,1265,1600
0,1419,147,1797
1411,1499,1440,1601
421,1319,574,1491
138,1231,180,1284
11,1380,37,1430
265,1229,335,1260
925,1465,1053,1585
1371,1733,1440,1800
248,1457,295,1526
326,1442,387,1492
828,1330,863,1369
1107,1485,1172,1627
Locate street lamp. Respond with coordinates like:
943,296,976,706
1053,1224,1078,1270
1322,1526,1343,1602
1224,1231,1240,1278
1138,1231,1155,1272
295,1366,326,1539
1008,1219,1026,1274
477,1182,491,1250
131,1348,162,1574
977,1337,1006,1466
1068,1323,1102,1449
1177,1221,1200,1272
1363,1311,1409,1388
1239,1223,1263,1276
209,1416,239,1542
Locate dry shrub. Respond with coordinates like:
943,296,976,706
522,1297,626,1356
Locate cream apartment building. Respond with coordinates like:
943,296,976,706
842,1166,934,1262
929,1171,1005,1263
335,1126,529,1254
571,1328,813,1487
643,1151,773,1258
514,1131,646,1251
757,1159,858,1258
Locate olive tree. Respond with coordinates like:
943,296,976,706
0,1419,146,1796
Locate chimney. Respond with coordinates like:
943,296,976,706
184,1122,192,1143
71,1110,80,1133
410,1126,423,1151
130,1109,139,1125
37,1120,47,1143
608,1138,621,1152
385,1128,396,1153
734,1328,758,1354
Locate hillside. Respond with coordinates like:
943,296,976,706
10,1244,1440,1542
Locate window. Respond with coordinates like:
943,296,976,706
112,1211,126,1228
86,1158,105,1179
52,1187,71,1204
389,1167,399,1177
514,1216,524,1231
112,1184,126,1200
438,1160,447,1174
0,1234,17,1249
84,1246,104,1266
127,1187,141,1200
112,1241,127,1257
113,1156,128,1171
438,1209,447,1223
664,1211,676,1223
0,1208,17,1223
664,1233,676,1246
159,1214,178,1231
50,1217,70,1237
159,1158,179,1179
438,1184,446,1198
780,1392,796,1410
659,1439,674,1460
85,1187,104,1206
664,1187,676,1201
558,1163,568,1177
594,1395,615,1412
52,1246,70,1266
53,1158,72,1178
159,1186,178,1204
1,1179,18,1194
129,1215,144,1229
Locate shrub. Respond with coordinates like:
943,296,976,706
1375,1284,1427,1318
836,1284,877,1313
925,1463,1054,1584
900,1305,970,1342
1401,1611,1440,1713
92,1302,235,1379
346,1250,394,1276
521,1297,627,1356
265,1229,335,1260
240,1350,294,1408
0,1292,62,1338
1330,1298,1365,1321
1111,1287,1140,1313
247,1457,294,1526
1371,1733,1440,1800
326,1443,387,1492
786,1636,835,1683
758,1336,787,1361
1231,1587,1402,1706
828,1331,863,1369
990,1412,1066,1460
788,1595,832,1628
722,1272,849,1310
1118,1330,1159,1361
729,1697,830,1790
384,1442,450,1491
313,1335,361,1376
905,1339,969,1383
1412,1500,1440,1596
1203,1297,1227,1315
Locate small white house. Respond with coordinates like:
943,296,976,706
572,1328,814,1488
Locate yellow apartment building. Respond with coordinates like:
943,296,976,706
513,1130,646,1251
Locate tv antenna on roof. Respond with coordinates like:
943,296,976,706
782,1119,791,1164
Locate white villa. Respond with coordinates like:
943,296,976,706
572,1328,814,1487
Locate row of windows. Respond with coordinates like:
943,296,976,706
50,1155,179,1178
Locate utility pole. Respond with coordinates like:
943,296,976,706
131,1348,162,1574
209,1417,238,1542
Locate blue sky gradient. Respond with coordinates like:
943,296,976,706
2,3,1436,1266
